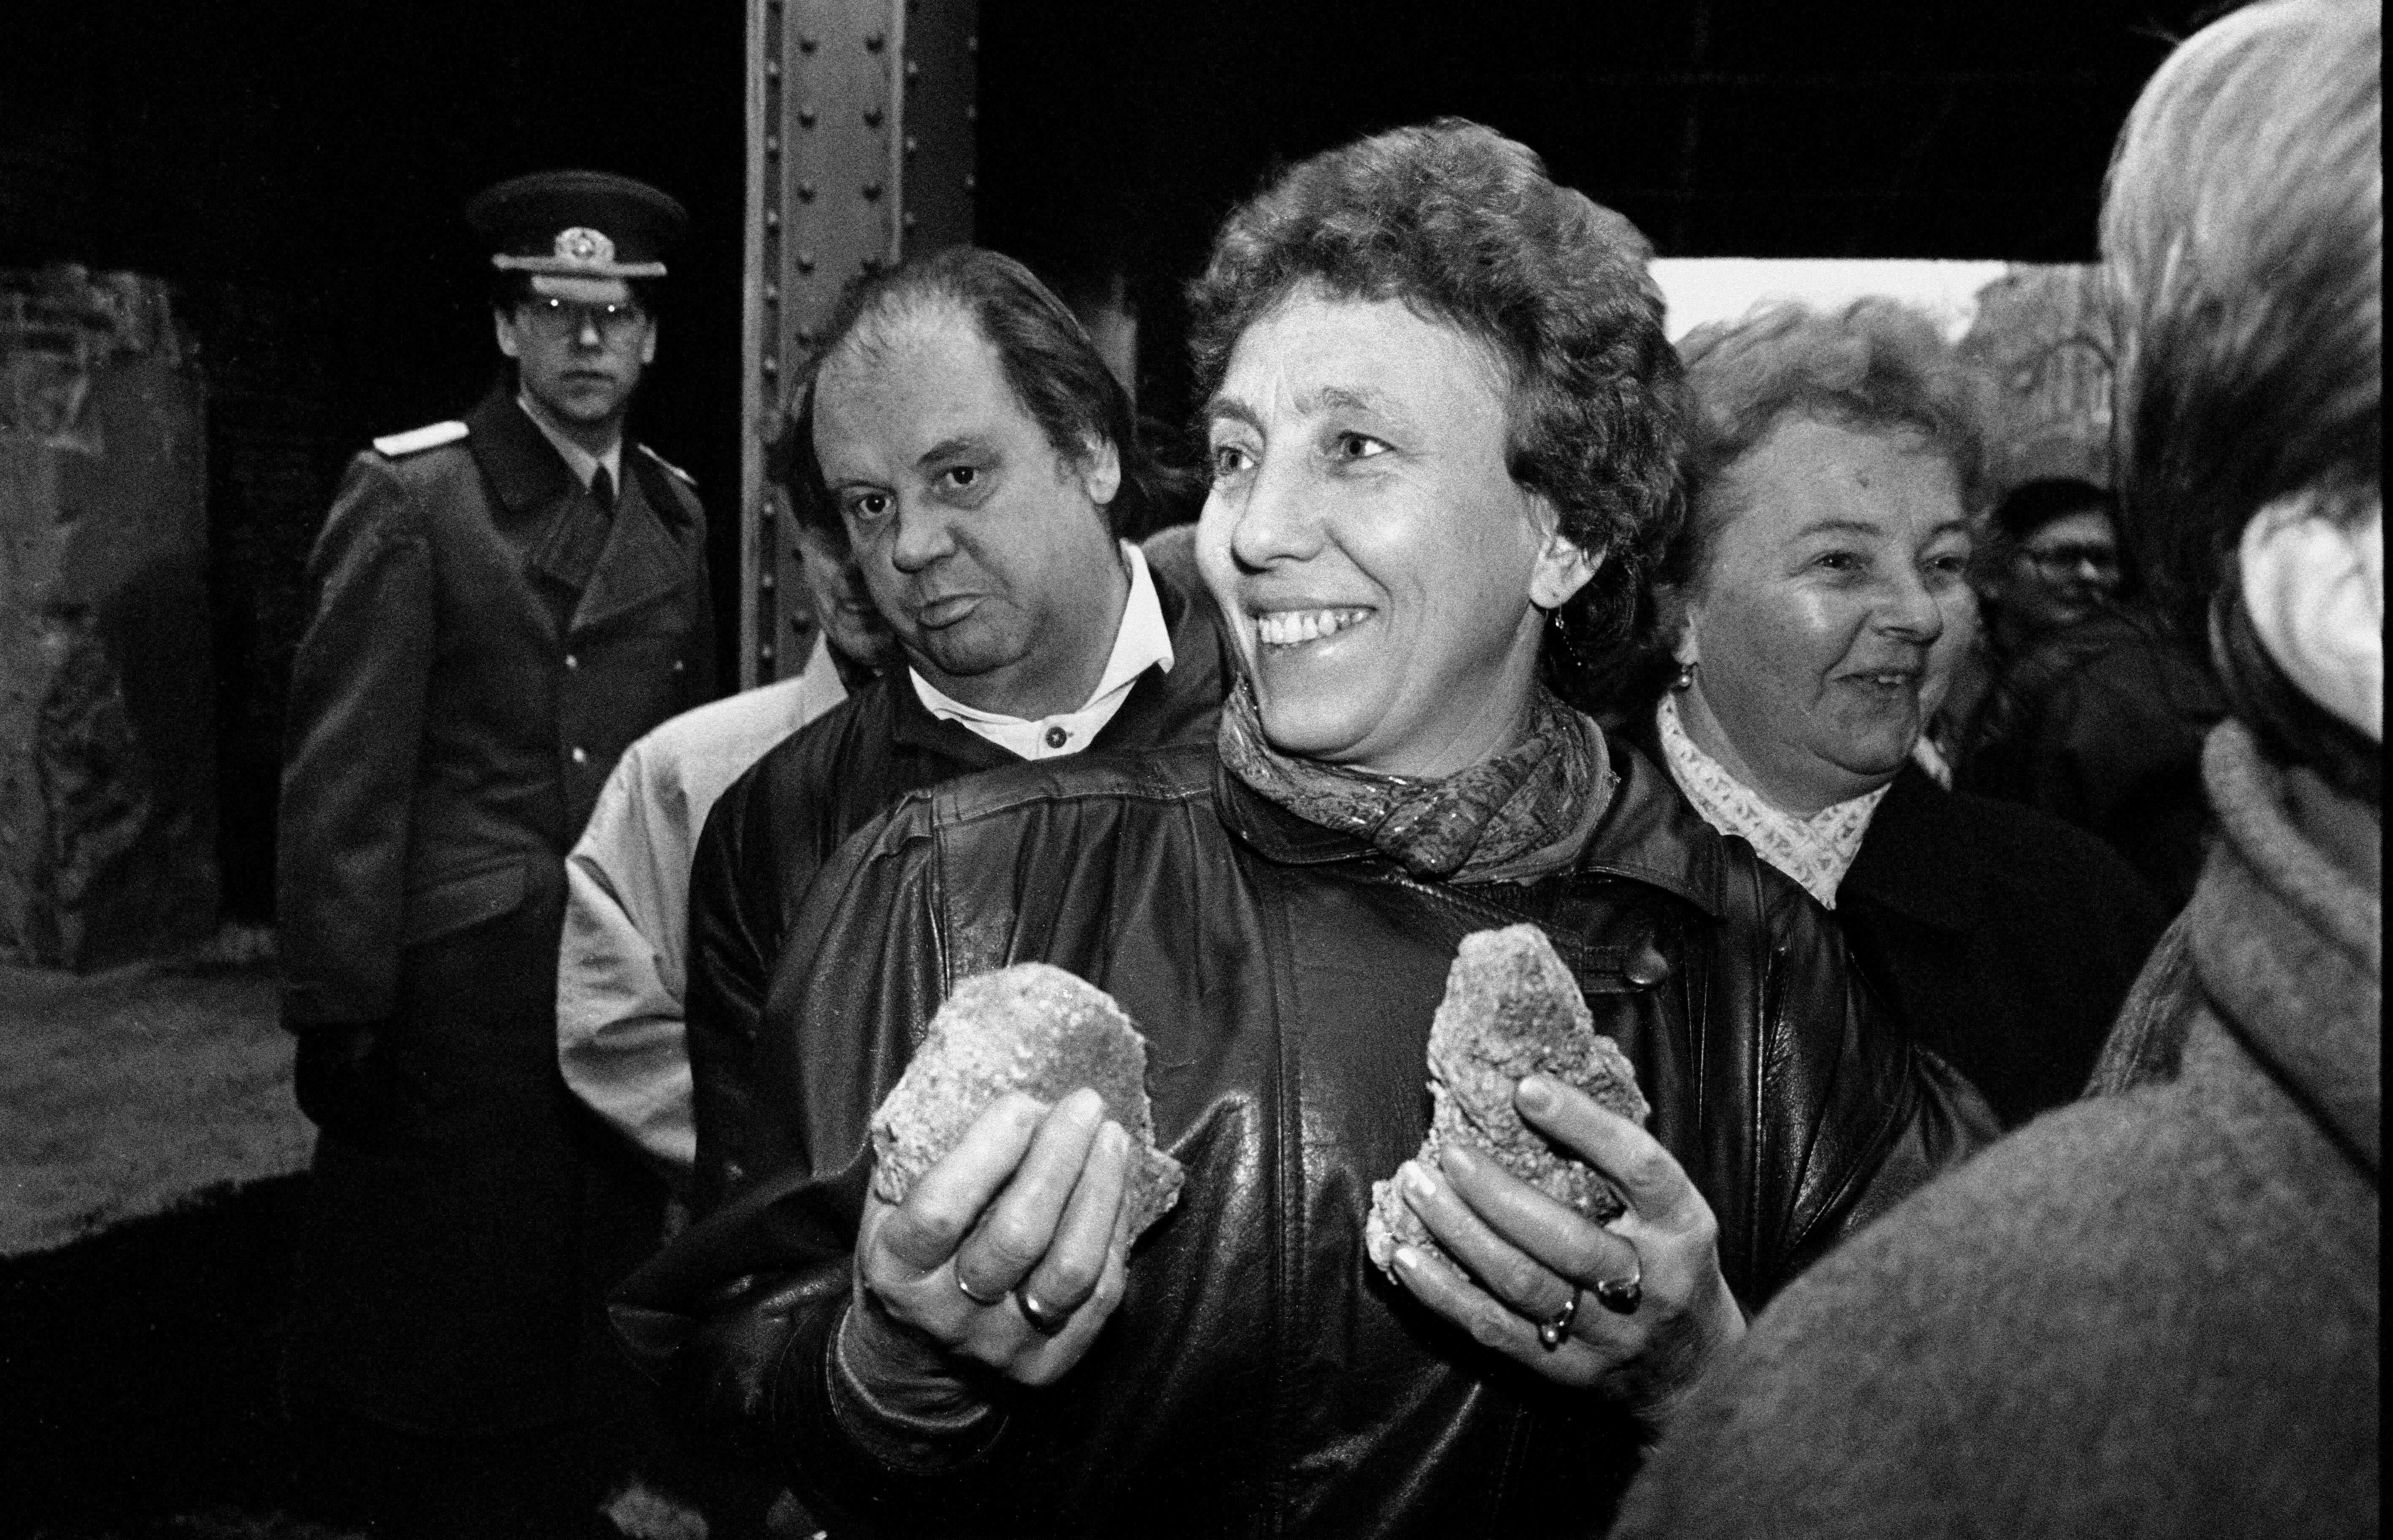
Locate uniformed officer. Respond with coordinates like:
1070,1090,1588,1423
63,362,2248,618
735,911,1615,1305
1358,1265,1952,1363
275,169,713,1537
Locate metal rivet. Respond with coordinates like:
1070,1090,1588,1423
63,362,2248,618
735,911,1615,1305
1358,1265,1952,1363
760,571,776,591
798,106,817,127
796,327,818,344
904,135,918,155
764,208,780,229
759,644,776,662
797,179,816,201
864,30,884,50
863,105,883,127
797,34,816,52
903,211,917,230
765,59,781,79
964,104,977,123
796,250,815,272
765,135,780,157
764,281,779,303
966,33,978,52
861,180,882,200
963,173,977,191
905,59,920,80
762,356,779,376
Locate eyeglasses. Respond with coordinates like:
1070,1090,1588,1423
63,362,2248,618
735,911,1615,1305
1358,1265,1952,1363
516,297,650,343
2020,542,2122,578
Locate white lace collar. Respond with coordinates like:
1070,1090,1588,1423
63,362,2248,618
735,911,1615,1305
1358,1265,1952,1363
1655,692,1888,909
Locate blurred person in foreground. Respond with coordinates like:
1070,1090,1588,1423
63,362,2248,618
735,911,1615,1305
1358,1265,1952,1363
615,119,1988,1538
673,246,1234,1218
1613,4,2379,1534
1958,474,2225,907
1623,301,2166,1127
558,519,893,1188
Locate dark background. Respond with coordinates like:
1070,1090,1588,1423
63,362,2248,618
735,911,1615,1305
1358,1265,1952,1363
0,0,2214,921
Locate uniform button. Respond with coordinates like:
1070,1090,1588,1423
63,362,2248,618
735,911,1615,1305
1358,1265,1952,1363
564,653,578,670
673,658,687,674
571,746,589,766
1044,726,1068,750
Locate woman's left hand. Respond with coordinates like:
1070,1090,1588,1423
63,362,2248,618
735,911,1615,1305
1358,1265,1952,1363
1391,1073,1747,1431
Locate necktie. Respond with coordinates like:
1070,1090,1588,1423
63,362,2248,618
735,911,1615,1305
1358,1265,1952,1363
589,466,616,511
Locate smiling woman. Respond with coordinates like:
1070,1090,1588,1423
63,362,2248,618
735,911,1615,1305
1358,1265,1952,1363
622,119,1991,1539
1626,299,2169,1124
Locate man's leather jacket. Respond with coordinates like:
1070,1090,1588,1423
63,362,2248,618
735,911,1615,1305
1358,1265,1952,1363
616,736,1995,1538
682,525,1232,1212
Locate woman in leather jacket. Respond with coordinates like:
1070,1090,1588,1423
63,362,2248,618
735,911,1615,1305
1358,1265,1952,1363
616,119,1991,1539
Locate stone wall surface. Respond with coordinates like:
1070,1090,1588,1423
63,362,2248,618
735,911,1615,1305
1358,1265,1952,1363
1,267,217,969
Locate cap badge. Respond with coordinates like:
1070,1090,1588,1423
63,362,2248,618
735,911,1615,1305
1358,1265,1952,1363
554,227,617,267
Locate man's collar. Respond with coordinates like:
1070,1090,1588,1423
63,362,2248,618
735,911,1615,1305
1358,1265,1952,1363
908,540,1172,729
516,392,622,490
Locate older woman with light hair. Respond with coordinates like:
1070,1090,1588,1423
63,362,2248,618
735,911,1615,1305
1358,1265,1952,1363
1624,299,2168,1127
1613,4,2381,1535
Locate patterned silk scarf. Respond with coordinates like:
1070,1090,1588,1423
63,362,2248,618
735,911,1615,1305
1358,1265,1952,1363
1655,691,1885,908
1217,677,1616,885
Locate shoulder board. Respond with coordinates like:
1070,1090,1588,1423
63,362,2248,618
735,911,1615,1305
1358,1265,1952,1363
636,443,697,486
372,420,470,458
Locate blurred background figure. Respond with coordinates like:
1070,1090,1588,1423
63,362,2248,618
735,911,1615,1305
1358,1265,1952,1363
1631,300,2165,1127
559,515,893,1191
1612,3,2380,1535
1985,477,2126,641
557,509,891,1539
1957,473,2225,907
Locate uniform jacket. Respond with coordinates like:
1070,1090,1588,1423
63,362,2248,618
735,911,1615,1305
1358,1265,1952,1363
682,525,1232,1210
277,388,712,1432
616,735,1994,1538
1612,721,2379,1540
559,634,849,1180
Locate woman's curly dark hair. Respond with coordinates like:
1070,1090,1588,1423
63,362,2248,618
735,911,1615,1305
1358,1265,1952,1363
1184,118,1689,687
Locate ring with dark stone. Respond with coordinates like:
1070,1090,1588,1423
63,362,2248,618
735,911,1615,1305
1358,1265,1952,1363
1016,1287,1075,1336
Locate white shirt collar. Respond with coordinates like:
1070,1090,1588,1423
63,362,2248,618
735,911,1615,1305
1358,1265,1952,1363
1655,692,1887,909
517,394,623,492
910,540,1175,760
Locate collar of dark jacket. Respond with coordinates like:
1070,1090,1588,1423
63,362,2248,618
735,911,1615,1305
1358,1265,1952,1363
1837,764,1985,932
883,532,1231,763
2189,719,2381,1176
467,389,574,515
568,452,694,633
1214,729,1725,917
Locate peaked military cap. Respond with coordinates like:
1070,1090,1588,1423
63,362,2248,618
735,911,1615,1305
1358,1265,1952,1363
466,169,687,278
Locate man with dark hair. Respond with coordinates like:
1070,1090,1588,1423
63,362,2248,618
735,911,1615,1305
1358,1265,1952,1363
681,245,1230,1215
277,168,712,1536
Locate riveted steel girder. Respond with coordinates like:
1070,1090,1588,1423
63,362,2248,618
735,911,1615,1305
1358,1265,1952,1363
741,0,976,686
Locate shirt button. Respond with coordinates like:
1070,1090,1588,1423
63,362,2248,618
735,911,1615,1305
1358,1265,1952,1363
1044,726,1068,750
564,653,578,670
571,746,589,766
673,659,686,674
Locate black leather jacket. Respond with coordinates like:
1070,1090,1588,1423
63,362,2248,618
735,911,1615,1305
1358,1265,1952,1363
683,525,1232,1212
616,736,1993,1538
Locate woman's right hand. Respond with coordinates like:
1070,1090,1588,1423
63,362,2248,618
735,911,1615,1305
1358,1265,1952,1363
845,1087,1134,1413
